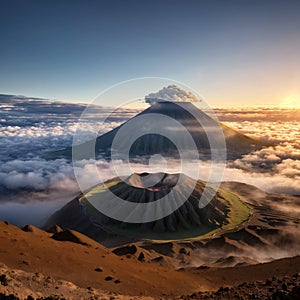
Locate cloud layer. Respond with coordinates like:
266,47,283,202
0,95,299,226
215,108,300,195
0,95,140,225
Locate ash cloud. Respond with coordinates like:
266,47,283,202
145,85,202,105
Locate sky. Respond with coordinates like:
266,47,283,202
0,0,300,107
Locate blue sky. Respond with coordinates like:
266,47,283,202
0,0,300,107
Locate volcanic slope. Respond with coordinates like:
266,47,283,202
51,102,269,160
45,173,250,247
1,222,300,299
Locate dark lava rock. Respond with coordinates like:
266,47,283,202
266,279,273,286
46,225,63,234
37,296,65,300
138,252,145,261
179,247,187,255
151,256,164,262
0,294,20,300
94,267,103,272
51,230,88,246
288,286,300,299
197,265,209,270
271,290,288,300
105,276,113,281
0,274,8,286
22,225,35,232
112,245,137,256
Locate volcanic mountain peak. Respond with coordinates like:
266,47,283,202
51,101,269,161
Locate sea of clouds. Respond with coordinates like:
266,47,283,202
216,108,300,194
0,95,299,226
0,95,139,225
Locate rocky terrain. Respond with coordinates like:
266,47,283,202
1,174,300,299
0,219,300,299
180,273,300,300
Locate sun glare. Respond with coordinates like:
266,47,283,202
280,95,300,108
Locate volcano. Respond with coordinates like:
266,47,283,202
51,101,269,160
45,172,250,246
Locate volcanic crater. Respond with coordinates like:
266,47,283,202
45,173,250,246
